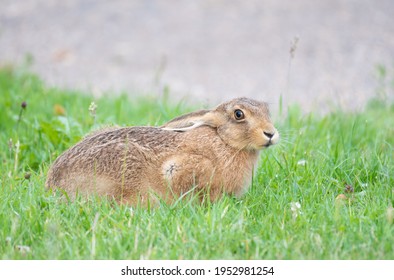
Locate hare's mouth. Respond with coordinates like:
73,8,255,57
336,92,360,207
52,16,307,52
261,139,276,148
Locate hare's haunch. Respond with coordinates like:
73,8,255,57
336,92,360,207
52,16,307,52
46,97,279,205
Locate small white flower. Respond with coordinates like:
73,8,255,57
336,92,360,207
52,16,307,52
88,101,98,117
290,202,301,211
15,245,31,254
290,202,302,219
297,159,307,166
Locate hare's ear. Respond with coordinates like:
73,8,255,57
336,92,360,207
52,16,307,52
161,110,224,132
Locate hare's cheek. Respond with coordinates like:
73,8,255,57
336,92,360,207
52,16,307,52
250,129,267,147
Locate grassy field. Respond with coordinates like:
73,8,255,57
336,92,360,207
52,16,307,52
0,66,393,260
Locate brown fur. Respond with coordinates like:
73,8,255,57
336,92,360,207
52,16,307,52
45,97,279,205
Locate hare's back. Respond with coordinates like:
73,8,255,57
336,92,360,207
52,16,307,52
52,126,178,170
65,126,177,159
46,126,177,191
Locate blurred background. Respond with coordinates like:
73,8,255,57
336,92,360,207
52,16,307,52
1,0,393,113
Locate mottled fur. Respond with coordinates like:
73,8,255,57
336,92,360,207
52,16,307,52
46,97,279,205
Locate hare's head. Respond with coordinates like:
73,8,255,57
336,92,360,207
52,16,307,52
163,97,279,151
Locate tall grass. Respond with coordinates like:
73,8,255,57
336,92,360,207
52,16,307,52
0,67,393,259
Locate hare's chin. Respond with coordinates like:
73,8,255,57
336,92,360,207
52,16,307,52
248,142,272,150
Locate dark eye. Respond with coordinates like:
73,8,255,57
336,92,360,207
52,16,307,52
234,109,244,120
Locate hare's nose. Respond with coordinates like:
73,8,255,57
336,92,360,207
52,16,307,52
263,131,275,139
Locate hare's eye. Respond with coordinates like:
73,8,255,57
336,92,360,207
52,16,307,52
234,109,244,120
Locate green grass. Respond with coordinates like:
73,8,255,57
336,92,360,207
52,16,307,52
0,66,393,259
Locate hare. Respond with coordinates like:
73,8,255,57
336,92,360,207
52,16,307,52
46,97,279,205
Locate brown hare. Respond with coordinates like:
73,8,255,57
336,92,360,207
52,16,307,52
46,97,279,205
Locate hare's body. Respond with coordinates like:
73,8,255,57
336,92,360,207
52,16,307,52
46,97,279,205
46,126,258,204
